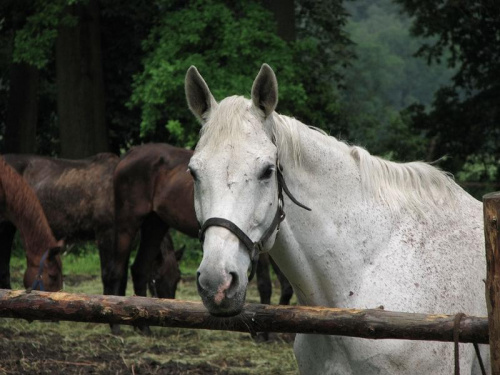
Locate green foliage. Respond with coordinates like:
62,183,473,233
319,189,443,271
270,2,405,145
129,0,348,146
395,0,500,93
457,154,499,183
394,0,500,183
170,230,202,270
340,0,455,159
455,154,500,199
12,0,84,69
63,246,102,276
10,232,25,258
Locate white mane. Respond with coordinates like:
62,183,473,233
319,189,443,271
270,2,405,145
350,146,460,215
199,95,462,214
272,112,462,216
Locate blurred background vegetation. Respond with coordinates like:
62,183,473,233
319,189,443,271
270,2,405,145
1,0,499,197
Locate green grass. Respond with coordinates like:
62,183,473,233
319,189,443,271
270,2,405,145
0,235,299,374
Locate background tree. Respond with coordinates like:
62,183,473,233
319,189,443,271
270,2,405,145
395,0,500,193
56,0,108,158
3,0,110,158
340,0,456,161
3,0,497,199
2,0,158,156
1,1,39,154
129,0,352,147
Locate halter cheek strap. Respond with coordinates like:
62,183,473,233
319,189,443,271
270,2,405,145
30,249,50,291
198,163,311,282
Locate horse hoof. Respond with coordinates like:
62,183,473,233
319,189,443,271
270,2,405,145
135,325,152,336
110,324,121,335
252,332,269,343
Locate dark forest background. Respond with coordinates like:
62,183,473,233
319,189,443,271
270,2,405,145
1,0,499,198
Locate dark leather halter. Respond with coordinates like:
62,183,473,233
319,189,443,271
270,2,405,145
198,160,311,281
30,249,50,291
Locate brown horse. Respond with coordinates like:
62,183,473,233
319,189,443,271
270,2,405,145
0,156,63,291
2,153,182,300
107,143,293,307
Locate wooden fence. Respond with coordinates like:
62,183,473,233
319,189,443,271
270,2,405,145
484,192,500,373
0,289,489,343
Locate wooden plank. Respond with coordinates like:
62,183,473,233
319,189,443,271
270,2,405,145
0,289,488,343
484,191,500,373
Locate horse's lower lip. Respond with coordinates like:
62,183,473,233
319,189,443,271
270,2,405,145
209,309,242,318
201,295,244,317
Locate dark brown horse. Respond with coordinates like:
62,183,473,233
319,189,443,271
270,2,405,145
2,153,182,300
107,143,293,307
1,153,118,292
0,156,63,291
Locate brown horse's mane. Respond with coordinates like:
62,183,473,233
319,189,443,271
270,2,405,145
0,156,58,262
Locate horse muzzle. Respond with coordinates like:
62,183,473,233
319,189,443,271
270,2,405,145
196,267,247,316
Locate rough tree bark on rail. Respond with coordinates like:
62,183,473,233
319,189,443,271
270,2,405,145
0,289,488,344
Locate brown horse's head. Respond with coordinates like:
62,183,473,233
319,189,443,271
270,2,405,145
23,239,64,292
149,246,185,299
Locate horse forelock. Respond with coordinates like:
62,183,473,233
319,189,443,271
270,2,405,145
198,96,303,164
198,96,250,150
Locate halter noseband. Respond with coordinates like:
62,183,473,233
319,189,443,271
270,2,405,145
198,161,311,281
30,249,50,291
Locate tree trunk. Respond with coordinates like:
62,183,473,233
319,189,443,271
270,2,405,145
0,289,488,344
56,0,108,159
4,63,39,153
263,0,296,42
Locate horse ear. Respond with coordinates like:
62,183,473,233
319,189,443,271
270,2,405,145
175,245,186,262
185,66,217,123
251,63,278,117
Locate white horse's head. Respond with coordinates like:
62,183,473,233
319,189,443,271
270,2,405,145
185,64,281,316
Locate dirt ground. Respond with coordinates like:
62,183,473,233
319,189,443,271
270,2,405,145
0,322,295,375
0,273,298,375
0,326,226,374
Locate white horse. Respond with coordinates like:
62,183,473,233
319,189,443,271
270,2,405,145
184,64,489,374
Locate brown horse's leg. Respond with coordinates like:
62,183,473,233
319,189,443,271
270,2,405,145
254,253,273,342
0,222,16,289
105,222,139,335
149,232,171,298
96,226,116,293
256,253,272,305
129,214,168,335
270,256,294,305
104,222,139,297
131,214,168,298
149,231,183,299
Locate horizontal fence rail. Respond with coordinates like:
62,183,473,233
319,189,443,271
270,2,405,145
0,289,488,344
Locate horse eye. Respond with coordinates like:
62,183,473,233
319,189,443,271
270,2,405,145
188,168,198,181
259,166,275,180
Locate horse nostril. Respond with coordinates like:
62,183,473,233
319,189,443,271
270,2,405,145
226,272,239,299
196,271,202,289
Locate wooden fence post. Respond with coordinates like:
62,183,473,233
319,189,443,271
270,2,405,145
483,192,500,374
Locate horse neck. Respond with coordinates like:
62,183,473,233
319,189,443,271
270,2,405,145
0,159,57,263
271,121,394,307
